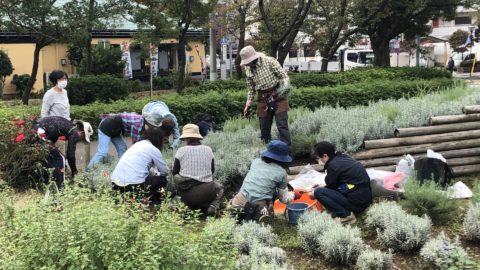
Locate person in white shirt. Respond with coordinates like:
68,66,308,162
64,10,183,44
41,70,71,120
111,126,169,204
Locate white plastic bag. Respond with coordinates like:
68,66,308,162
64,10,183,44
447,181,473,199
427,149,447,163
395,154,415,176
289,164,326,191
366,169,393,182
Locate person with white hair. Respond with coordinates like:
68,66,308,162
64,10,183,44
240,45,292,145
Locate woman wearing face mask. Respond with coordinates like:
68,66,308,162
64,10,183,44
41,70,70,120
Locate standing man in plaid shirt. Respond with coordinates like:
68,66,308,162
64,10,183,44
240,46,292,145
88,112,145,168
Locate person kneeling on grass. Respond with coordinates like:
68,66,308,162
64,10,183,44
111,126,169,204
309,141,372,224
230,140,300,221
172,124,223,216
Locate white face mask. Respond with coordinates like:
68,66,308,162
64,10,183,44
57,80,68,89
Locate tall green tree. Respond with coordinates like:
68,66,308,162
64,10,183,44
258,0,313,65
63,0,130,75
0,50,14,97
302,0,386,72
359,0,459,66
448,29,470,54
0,0,70,104
134,0,216,92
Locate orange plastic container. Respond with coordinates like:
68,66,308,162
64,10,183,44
274,191,323,216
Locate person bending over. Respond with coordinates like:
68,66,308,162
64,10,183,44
111,126,169,204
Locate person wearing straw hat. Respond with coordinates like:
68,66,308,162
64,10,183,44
37,116,93,186
240,45,292,145
172,124,223,216
230,140,300,221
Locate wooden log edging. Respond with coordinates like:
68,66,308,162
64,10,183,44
463,105,480,114
429,113,480,125
364,130,480,149
353,138,480,160
288,164,324,175
452,164,480,176
394,121,480,138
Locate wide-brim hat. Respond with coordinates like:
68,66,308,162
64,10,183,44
74,120,94,143
261,140,292,163
240,45,262,67
180,124,203,140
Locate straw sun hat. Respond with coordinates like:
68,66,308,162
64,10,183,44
240,45,262,67
179,124,203,140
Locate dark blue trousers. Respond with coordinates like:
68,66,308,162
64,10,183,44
314,188,353,218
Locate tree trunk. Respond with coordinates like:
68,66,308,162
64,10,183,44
320,57,329,73
22,44,42,105
370,36,390,67
176,37,187,93
84,0,95,75
235,6,246,80
463,105,480,114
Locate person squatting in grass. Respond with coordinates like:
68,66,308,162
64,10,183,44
172,124,224,216
240,45,292,145
230,140,301,221
110,126,169,205
37,116,93,187
309,141,372,224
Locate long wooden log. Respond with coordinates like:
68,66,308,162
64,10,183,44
364,130,480,149
353,138,480,160
462,105,480,114
291,148,480,173
429,113,480,125
452,164,480,176
448,156,480,167
394,121,480,137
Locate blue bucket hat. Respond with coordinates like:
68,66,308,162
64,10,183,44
261,140,292,163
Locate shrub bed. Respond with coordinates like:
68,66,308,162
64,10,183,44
0,188,238,269
0,78,455,132
68,74,130,105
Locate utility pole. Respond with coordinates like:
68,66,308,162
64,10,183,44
209,26,217,81
415,35,420,67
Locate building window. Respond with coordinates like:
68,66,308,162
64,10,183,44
455,16,471,25
432,18,439,28
347,53,358,63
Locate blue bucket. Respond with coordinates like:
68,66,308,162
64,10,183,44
286,202,309,225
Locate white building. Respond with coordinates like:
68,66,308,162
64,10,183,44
430,6,479,65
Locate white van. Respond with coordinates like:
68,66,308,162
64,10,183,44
343,49,375,70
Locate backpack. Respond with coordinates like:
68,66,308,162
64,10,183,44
414,157,453,187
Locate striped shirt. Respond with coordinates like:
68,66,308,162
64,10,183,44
245,56,289,103
174,145,214,182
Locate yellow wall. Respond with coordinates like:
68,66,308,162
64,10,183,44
1,38,206,95
1,43,74,94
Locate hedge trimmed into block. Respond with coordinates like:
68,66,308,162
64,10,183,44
0,78,455,131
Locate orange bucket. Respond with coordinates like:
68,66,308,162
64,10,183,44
274,191,323,216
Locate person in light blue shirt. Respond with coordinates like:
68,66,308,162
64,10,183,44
230,140,299,212
142,101,180,149
111,126,169,204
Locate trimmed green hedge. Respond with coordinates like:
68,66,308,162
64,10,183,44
182,67,452,94
0,78,455,130
289,67,452,88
